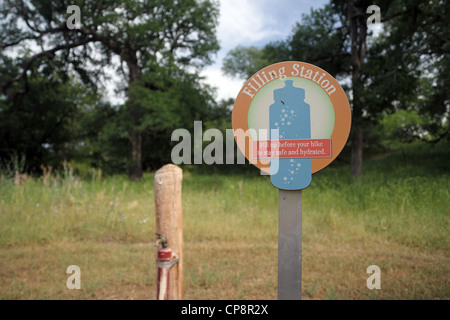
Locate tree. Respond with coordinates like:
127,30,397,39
1,0,220,179
222,45,269,79
378,0,450,144
341,0,369,176
222,4,351,80
0,53,98,172
222,0,435,176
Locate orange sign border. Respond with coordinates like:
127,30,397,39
232,61,351,174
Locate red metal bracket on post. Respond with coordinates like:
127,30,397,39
156,233,179,300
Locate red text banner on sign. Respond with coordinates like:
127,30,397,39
252,139,332,160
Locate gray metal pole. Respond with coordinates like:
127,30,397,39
278,189,302,300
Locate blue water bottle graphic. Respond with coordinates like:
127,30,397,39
269,80,312,190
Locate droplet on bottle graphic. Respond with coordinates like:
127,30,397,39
287,122,291,125
283,177,287,181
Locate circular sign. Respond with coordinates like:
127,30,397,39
232,61,351,179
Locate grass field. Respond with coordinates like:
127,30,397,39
0,144,449,300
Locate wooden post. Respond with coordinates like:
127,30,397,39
154,164,183,300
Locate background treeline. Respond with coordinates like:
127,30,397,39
0,0,448,179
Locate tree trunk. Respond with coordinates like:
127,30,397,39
351,126,363,176
129,129,142,180
347,0,367,177
127,58,143,180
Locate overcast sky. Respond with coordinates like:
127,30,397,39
201,0,329,102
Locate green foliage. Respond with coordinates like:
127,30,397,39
0,152,27,178
222,0,449,167
0,69,98,172
376,110,426,150
76,102,130,174
222,45,269,79
289,3,351,77
72,65,227,172
360,0,450,147
135,68,222,170
221,4,351,79
0,0,222,176
381,0,450,142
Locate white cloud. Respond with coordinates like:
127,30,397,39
205,0,330,101
201,66,243,101
204,0,296,102
218,0,280,51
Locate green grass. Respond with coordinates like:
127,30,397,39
0,144,449,299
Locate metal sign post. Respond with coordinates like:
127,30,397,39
232,61,351,301
278,189,302,300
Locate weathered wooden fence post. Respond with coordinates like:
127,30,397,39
154,164,183,300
